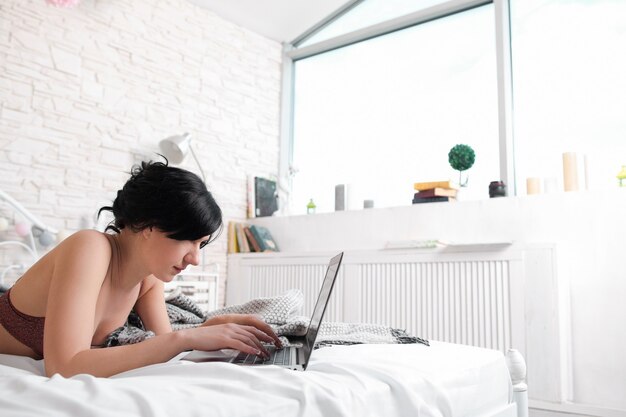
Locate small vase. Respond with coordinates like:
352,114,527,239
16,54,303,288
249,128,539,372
489,181,506,198
617,166,626,187
458,171,469,188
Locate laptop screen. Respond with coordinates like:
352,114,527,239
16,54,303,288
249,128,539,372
303,252,343,359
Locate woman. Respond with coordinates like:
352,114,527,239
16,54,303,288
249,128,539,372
0,160,280,377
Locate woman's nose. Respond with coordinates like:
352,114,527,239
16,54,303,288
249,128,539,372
185,248,200,266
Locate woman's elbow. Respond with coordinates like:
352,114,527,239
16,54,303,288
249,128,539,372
45,363,73,378
44,356,81,378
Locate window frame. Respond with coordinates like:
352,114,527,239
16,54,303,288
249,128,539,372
279,0,516,207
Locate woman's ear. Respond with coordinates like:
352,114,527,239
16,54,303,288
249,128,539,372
142,227,153,240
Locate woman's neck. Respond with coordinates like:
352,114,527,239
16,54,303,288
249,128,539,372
108,230,150,291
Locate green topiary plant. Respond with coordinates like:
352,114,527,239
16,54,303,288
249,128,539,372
448,144,475,187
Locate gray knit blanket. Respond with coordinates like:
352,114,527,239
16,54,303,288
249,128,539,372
104,289,429,348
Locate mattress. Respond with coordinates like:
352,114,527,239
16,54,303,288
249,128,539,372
0,341,512,417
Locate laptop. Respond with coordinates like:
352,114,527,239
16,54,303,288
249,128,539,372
182,252,344,371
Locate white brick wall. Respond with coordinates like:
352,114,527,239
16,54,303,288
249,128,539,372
0,0,282,305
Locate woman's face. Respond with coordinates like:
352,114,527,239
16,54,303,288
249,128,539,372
142,228,210,281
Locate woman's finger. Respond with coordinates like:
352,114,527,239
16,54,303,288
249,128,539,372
230,330,269,357
241,325,275,343
245,316,282,347
228,338,263,357
213,314,282,348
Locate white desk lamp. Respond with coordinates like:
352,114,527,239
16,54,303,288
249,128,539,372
158,133,206,183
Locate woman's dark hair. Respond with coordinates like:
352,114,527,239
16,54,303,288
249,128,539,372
98,158,223,246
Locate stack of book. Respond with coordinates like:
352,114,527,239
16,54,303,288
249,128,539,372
412,180,457,204
227,222,280,253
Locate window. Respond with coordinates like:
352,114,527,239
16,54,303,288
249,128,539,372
510,0,626,193
298,0,453,47
290,4,499,213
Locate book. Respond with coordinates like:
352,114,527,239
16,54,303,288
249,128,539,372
249,225,279,252
412,196,453,204
227,221,239,254
246,175,256,219
437,240,513,250
384,240,513,250
254,177,278,217
413,180,455,191
227,222,280,253
235,223,250,252
384,239,443,249
414,187,457,198
243,226,261,252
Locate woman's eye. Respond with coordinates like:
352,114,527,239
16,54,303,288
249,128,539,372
199,240,209,249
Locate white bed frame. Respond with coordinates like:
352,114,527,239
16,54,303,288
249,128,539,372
506,349,529,417
227,247,531,417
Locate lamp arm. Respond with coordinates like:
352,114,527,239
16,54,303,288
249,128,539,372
0,241,38,262
188,145,207,184
0,189,58,234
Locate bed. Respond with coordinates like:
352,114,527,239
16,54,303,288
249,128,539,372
0,208,528,417
0,341,527,417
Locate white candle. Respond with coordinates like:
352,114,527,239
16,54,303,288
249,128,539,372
526,177,541,195
562,152,579,192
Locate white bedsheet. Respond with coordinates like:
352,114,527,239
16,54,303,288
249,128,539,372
0,341,512,417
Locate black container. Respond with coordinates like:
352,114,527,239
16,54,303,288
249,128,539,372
489,181,506,198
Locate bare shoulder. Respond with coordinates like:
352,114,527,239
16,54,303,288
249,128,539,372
12,231,114,317
54,230,113,275
59,230,112,254
18,230,112,291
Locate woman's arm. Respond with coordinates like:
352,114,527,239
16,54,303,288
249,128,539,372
134,273,282,351
43,231,273,378
51,321,274,377
133,277,172,335
134,278,282,358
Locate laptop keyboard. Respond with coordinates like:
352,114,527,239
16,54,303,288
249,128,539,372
233,346,293,366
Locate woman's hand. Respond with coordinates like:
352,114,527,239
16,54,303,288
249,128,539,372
203,314,282,349
179,323,276,358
